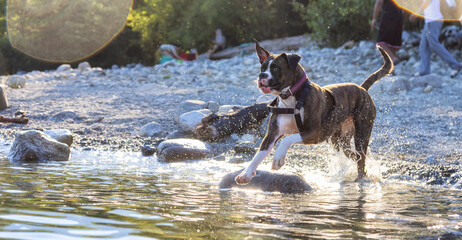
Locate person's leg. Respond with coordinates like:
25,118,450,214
426,21,461,70
419,23,432,75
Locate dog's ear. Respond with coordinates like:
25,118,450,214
254,39,270,64
285,53,301,72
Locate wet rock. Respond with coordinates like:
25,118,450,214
141,146,156,156
57,64,72,72
78,62,91,71
8,130,71,162
219,169,313,193
43,129,74,147
157,138,216,162
228,156,246,164
139,122,163,137
178,110,211,132
6,75,26,89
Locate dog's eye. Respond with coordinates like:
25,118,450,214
271,65,279,72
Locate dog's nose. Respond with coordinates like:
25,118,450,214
259,73,268,80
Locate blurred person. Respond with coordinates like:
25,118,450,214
158,44,182,64
371,0,404,65
410,0,462,78
208,28,226,59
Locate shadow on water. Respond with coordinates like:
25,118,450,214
0,143,461,239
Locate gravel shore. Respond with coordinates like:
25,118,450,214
1,38,461,168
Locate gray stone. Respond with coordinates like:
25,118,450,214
180,100,207,116
412,74,443,88
157,138,216,162
178,110,211,132
342,40,355,49
207,101,220,113
6,75,26,89
78,62,91,71
218,105,244,115
424,85,434,93
386,76,411,93
57,64,72,72
43,129,74,147
8,130,71,162
139,122,163,137
166,130,193,139
219,169,313,193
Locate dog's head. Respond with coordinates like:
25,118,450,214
255,40,302,95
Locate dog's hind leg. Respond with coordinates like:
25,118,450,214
272,134,303,170
353,120,374,179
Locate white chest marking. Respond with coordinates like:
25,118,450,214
276,95,304,134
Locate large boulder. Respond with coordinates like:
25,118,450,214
8,130,71,162
157,138,216,162
219,169,313,193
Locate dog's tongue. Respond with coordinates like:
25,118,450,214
260,86,272,94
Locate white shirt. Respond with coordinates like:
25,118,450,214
423,0,457,23
423,0,443,23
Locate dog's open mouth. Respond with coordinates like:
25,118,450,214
258,81,274,94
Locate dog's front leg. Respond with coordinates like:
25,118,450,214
235,123,282,185
272,133,303,170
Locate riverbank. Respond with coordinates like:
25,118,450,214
1,36,461,169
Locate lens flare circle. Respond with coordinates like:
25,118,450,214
393,0,462,21
6,0,133,63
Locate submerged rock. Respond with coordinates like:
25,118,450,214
8,130,71,162
219,169,313,193
157,138,216,162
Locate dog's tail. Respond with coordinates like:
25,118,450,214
360,46,394,91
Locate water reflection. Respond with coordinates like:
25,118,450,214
0,147,461,239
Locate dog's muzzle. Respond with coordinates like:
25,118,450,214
258,77,273,94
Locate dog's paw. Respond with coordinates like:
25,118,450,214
272,151,286,170
235,171,255,185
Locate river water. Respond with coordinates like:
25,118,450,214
0,144,461,240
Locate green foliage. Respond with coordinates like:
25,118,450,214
293,0,375,47
128,0,308,64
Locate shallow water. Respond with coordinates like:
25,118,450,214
0,145,461,240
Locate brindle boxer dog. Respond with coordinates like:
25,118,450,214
235,42,393,185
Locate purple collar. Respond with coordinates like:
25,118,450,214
279,73,309,99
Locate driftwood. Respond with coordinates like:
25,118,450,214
0,115,29,124
200,35,312,60
196,103,270,141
